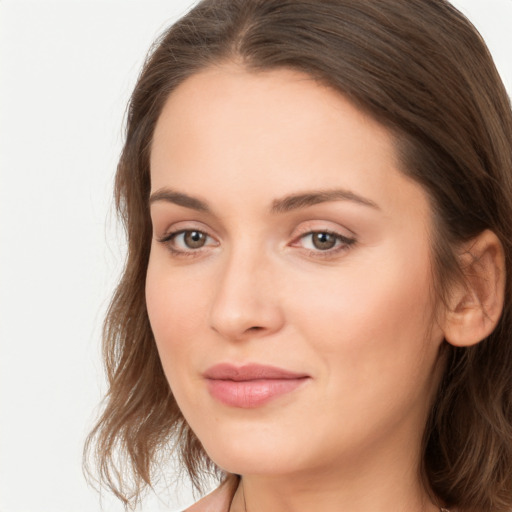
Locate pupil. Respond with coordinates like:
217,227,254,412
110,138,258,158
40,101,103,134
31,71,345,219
313,233,336,250
185,231,205,248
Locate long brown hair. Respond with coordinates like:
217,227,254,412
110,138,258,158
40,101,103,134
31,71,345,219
84,1,512,510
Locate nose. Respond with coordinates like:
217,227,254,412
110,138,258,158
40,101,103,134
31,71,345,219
208,247,285,341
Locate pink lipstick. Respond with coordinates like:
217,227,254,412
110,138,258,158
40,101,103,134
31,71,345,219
203,363,310,408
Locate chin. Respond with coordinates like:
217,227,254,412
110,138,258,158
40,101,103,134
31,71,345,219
193,418,332,478
207,445,299,476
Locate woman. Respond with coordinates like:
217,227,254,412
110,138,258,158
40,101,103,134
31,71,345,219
85,1,512,511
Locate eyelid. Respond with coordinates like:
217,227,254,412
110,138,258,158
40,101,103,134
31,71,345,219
157,228,212,243
157,226,219,257
156,219,217,243
290,230,356,247
155,221,357,259
288,222,357,257
290,221,356,242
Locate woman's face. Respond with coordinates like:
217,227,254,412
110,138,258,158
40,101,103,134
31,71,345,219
147,65,446,477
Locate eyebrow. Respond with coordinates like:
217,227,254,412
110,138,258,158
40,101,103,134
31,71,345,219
149,187,380,213
271,189,380,213
149,189,210,211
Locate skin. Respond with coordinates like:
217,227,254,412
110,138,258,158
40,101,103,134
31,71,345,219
146,64,448,512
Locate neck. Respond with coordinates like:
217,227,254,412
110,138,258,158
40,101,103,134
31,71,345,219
229,437,440,512
232,473,439,512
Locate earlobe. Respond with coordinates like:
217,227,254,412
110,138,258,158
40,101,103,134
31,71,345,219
443,230,506,347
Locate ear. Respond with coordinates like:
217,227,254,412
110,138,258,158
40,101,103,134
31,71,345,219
443,229,506,347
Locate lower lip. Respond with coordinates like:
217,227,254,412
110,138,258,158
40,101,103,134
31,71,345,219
206,378,308,408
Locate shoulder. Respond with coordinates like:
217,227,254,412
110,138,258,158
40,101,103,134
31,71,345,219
183,477,239,512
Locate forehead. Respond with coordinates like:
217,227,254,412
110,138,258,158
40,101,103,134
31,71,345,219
150,64,429,222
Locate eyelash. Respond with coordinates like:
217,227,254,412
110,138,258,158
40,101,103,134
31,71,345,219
158,230,218,259
157,229,356,260
292,230,356,259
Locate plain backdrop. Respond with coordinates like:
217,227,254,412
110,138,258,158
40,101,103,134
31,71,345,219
1,1,511,511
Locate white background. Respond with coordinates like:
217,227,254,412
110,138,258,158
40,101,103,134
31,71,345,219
1,1,511,511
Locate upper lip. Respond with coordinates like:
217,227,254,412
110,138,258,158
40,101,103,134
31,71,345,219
203,363,309,381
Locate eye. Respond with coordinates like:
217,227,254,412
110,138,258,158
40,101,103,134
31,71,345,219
293,230,356,256
178,230,208,249
305,232,339,251
158,229,218,255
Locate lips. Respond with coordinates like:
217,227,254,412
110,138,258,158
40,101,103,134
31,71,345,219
203,363,310,408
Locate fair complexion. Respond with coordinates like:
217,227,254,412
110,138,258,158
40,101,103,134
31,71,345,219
147,64,448,512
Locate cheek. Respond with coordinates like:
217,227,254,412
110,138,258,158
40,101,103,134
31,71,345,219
145,252,211,381
283,248,441,451
147,281,206,336
290,242,438,387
